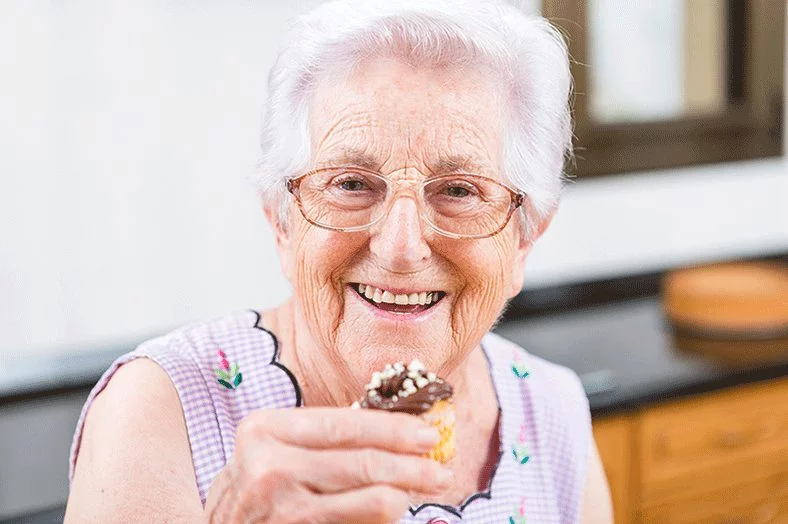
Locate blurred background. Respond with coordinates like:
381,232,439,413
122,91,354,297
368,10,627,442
0,0,785,522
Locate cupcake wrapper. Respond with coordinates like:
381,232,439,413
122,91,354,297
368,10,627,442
421,399,456,463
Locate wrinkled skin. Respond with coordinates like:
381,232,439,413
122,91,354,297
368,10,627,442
268,58,535,408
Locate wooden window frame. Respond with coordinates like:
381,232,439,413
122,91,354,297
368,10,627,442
542,0,785,177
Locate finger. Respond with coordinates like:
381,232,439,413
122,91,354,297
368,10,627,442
288,446,454,495
250,407,440,454
317,485,411,524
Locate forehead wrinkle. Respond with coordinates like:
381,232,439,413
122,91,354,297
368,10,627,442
313,66,503,178
440,133,499,177
312,109,373,157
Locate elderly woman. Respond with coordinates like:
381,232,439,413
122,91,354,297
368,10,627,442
66,0,612,522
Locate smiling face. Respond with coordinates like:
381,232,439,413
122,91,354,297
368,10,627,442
270,58,530,389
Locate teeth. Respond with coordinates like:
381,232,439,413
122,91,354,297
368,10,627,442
356,284,441,307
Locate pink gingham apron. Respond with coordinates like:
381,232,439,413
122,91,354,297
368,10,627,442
69,310,591,523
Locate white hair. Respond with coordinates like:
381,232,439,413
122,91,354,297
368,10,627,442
254,0,573,237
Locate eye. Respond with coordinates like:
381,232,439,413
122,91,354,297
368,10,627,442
437,179,478,199
444,185,471,198
338,178,366,191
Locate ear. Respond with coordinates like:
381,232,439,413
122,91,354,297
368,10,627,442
507,208,556,299
263,200,294,282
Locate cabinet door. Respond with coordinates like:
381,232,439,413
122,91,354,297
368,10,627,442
639,465,788,524
594,415,634,524
639,380,788,486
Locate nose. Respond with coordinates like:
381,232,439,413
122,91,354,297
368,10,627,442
368,195,432,273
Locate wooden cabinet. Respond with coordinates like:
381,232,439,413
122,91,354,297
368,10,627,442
594,415,635,524
592,379,788,523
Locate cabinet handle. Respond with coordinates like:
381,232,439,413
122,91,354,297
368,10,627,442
717,502,778,524
717,430,750,448
754,502,779,523
716,424,777,449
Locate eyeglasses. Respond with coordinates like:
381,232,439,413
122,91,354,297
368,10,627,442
286,166,525,239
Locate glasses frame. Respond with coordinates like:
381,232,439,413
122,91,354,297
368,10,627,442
285,166,526,239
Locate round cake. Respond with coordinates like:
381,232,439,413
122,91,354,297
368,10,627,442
353,359,455,463
662,262,788,337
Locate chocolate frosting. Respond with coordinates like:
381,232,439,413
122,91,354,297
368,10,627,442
357,362,453,415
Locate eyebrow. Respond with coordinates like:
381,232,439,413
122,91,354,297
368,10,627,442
322,149,490,175
430,155,489,175
325,149,382,171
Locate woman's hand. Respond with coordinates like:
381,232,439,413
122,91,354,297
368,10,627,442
203,407,452,524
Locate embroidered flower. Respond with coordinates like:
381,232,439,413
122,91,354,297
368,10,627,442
215,349,243,389
508,496,527,524
512,423,529,464
511,351,529,378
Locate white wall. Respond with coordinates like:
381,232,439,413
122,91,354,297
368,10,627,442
1,1,786,358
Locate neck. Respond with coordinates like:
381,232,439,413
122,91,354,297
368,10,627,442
267,299,358,407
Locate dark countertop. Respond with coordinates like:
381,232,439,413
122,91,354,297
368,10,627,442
0,333,162,404
0,507,64,524
495,296,788,416
3,296,786,416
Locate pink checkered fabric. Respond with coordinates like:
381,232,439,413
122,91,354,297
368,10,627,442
69,310,591,523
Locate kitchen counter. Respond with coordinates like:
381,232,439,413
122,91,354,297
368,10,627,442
495,296,788,416
3,297,785,414
1,506,64,524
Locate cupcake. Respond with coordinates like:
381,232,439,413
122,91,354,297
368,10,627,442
353,359,455,463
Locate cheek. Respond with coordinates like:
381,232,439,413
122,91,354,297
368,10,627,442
452,236,515,296
290,223,365,334
441,236,516,343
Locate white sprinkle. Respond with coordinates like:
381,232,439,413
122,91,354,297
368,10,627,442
403,378,414,390
427,372,437,381
400,390,410,398
351,401,360,409
391,395,398,402
416,377,429,389
408,359,425,372
408,370,420,379
394,362,405,372
369,390,379,397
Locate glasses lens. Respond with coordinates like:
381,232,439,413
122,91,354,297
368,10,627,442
293,170,516,237
297,168,388,229
423,175,513,237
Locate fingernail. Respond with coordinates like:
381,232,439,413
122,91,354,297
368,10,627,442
436,467,454,485
415,427,440,447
